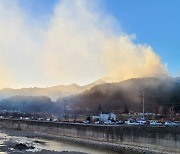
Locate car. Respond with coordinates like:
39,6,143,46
24,117,30,120
144,121,150,125
150,120,162,125
165,121,178,126
135,119,149,125
125,120,136,125
83,120,90,124
104,121,113,124
125,118,135,124
135,121,147,125
94,121,100,124
175,122,180,126
116,120,124,124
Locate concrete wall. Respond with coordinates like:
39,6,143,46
0,118,179,153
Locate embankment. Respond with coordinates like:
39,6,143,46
0,118,179,153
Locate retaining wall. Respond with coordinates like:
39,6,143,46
0,118,179,153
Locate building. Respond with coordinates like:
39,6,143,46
92,112,116,123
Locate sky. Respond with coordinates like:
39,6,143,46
0,0,179,88
105,0,180,77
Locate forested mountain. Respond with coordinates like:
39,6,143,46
175,77,180,83
0,78,180,114
59,78,180,114
0,96,53,113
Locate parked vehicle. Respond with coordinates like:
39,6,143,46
125,119,136,125
165,121,178,126
104,120,113,124
24,117,30,120
116,120,124,124
175,122,180,126
83,120,90,124
135,118,149,125
94,121,100,124
150,120,162,125
52,119,58,122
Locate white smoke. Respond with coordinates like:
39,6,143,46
0,0,168,88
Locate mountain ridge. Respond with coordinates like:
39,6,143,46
0,77,180,114
0,78,106,101
59,77,180,114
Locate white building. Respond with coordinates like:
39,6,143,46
92,116,100,121
92,112,116,123
100,112,116,122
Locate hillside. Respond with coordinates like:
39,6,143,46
175,77,180,83
0,96,53,113
0,79,106,101
0,77,180,114
59,78,180,114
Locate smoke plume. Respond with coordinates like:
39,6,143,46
0,0,168,88
102,35,168,82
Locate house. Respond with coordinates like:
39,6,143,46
100,112,116,122
92,112,116,123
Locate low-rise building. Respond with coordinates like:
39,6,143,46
92,112,116,123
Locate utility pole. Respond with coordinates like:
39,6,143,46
143,91,145,119
64,100,66,117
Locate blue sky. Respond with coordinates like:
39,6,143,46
17,0,180,77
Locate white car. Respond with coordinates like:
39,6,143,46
104,121,113,125
150,120,162,125
94,121,100,124
83,120,90,124
165,121,178,126
125,120,136,125
24,117,30,120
